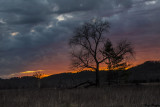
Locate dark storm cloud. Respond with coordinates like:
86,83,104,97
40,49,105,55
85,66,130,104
48,0,103,13
0,0,160,78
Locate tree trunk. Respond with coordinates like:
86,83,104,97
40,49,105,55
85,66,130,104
37,79,41,88
96,63,100,87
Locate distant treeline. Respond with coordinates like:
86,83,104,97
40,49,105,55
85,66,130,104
0,71,127,89
0,61,160,89
0,71,96,89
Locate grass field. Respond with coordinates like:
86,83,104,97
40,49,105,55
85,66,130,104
0,85,160,107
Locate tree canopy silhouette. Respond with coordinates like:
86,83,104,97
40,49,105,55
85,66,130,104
103,39,134,85
103,39,134,70
69,19,110,86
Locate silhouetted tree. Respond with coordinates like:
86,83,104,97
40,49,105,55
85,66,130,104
33,72,43,88
103,39,134,84
69,19,110,87
33,72,43,79
103,39,134,70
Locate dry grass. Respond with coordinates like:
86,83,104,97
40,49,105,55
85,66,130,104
0,85,160,107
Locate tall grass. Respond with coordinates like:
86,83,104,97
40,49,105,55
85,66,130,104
0,85,160,107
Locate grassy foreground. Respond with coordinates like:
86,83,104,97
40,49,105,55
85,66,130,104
0,85,160,107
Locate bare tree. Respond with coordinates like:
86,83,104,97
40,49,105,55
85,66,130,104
33,72,43,79
33,72,43,88
69,19,110,87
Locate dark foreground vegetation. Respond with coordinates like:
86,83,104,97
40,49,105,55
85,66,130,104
0,85,160,107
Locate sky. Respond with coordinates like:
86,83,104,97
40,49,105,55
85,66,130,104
0,0,160,78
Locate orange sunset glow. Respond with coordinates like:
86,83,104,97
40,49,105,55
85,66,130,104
16,49,159,78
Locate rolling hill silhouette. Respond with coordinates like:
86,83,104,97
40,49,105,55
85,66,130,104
0,61,160,89
129,61,160,82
